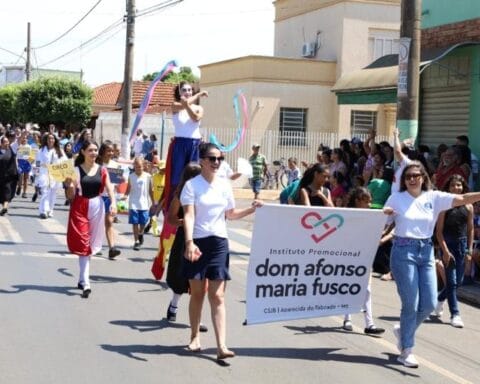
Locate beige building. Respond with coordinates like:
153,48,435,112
200,0,400,149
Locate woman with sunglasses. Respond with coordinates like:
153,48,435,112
383,161,480,368
163,81,208,209
181,143,262,360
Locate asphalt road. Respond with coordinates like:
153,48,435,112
1,195,479,384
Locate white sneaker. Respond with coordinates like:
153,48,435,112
393,324,402,352
398,348,419,368
432,301,444,318
450,315,464,328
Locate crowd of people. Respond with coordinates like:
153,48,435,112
2,80,480,368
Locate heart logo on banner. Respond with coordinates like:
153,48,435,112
300,212,345,243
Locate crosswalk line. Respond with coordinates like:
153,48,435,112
0,219,23,243
229,238,251,254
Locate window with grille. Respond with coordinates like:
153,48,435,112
279,107,307,146
351,110,377,136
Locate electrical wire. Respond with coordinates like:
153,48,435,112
0,46,25,60
38,18,123,67
33,0,104,50
37,0,183,68
136,0,183,18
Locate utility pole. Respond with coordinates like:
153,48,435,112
396,0,422,144
25,22,31,81
121,0,136,160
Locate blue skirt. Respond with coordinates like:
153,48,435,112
183,236,230,281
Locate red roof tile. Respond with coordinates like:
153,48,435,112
93,81,175,112
93,82,122,106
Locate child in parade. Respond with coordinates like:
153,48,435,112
165,163,207,333
65,140,117,298
432,174,473,328
97,141,122,259
124,157,153,250
16,133,32,198
342,187,385,335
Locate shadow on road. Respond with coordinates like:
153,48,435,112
110,318,190,333
89,274,168,289
100,343,217,363
99,344,419,375
0,284,80,296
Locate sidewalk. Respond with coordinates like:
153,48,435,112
233,187,280,201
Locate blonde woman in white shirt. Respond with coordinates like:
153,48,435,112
384,160,480,368
181,143,262,361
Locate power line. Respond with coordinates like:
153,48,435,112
0,46,25,60
33,0,104,50
37,18,124,67
136,0,183,18
37,0,183,68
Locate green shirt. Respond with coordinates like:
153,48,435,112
367,179,391,209
249,154,267,180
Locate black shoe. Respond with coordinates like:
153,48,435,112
108,247,121,260
22,193,27,198
364,325,385,335
167,303,177,321
16,186,21,196
0,208,7,216
81,288,91,298
39,213,47,219
138,234,144,245
133,241,140,251
77,282,85,290
32,192,38,202
199,323,208,332
64,199,70,206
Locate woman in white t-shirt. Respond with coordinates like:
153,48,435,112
180,143,262,361
383,161,480,368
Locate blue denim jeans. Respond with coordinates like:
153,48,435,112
438,237,467,317
390,237,437,350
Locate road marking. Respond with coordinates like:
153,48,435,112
229,238,251,254
330,318,473,384
229,227,253,240
0,220,23,243
231,259,248,265
36,217,68,245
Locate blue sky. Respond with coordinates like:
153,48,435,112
0,0,274,86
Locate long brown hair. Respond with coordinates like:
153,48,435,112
399,161,432,192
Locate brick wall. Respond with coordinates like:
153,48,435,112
422,18,480,49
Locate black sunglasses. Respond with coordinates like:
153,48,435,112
204,156,224,163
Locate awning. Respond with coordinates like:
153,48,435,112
332,42,480,105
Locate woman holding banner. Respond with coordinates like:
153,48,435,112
181,143,262,360
36,133,65,219
383,161,480,368
66,140,116,298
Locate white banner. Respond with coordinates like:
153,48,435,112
246,204,387,325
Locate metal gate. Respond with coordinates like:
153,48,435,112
419,86,470,149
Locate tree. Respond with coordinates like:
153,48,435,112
0,85,21,125
142,66,198,84
16,77,92,130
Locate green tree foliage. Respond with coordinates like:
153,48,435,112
0,85,21,125
16,77,92,129
142,66,198,84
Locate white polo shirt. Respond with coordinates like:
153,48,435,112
180,174,235,239
385,190,454,239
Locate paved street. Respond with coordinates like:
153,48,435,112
1,194,480,384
